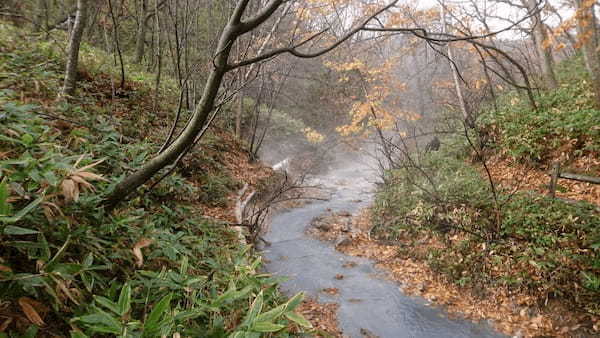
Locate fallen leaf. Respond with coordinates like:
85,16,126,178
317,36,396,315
71,175,94,190
342,261,357,268
18,297,45,326
0,317,12,332
75,158,105,173
57,281,80,305
75,171,108,182
41,201,63,221
133,238,153,267
61,179,78,202
321,287,339,296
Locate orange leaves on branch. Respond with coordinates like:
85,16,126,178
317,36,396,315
296,0,341,20
326,57,413,137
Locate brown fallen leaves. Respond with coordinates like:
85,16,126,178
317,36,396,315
321,287,340,296
17,298,45,327
296,299,343,337
341,261,358,269
486,155,600,206
308,211,353,241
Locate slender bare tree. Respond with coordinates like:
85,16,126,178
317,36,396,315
574,0,600,107
105,0,402,206
61,0,88,97
522,0,558,89
441,1,471,126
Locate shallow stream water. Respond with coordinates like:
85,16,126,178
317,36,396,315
260,153,504,338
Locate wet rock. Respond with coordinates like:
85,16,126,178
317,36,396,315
336,237,353,248
316,222,333,231
342,261,357,268
360,328,379,338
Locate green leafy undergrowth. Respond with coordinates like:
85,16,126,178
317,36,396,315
373,144,600,315
0,23,311,337
479,55,600,163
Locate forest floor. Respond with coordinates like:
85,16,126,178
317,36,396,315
485,155,600,206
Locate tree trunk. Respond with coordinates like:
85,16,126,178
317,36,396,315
104,0,397,206
524,0,558,89
61,0,88,97
108,0,125,90
441,2,471,126
233,0,292,138
105,10,240,207
134,0,148,64
575,0,600,108
235,89,244,137
33,0,47,32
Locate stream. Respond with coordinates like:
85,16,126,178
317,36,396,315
259,152,505,338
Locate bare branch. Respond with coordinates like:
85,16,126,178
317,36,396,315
227,0,400,70
238,0,286,35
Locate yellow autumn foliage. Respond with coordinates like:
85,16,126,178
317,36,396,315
303,127,325,144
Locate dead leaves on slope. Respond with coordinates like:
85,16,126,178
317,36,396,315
0,297,50,333
296,299,342,337
487,155,600,206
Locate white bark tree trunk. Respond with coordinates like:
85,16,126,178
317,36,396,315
61,0,88,97
234,1,293,137
524,0,558,89
134,0,148,64
575,0,600,107
441,3,470,125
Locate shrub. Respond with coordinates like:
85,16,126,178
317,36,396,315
479,56,600,162
373,138,600,314
0,26,312,337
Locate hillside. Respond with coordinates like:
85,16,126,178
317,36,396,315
0,22,313,337
363,55,600,336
